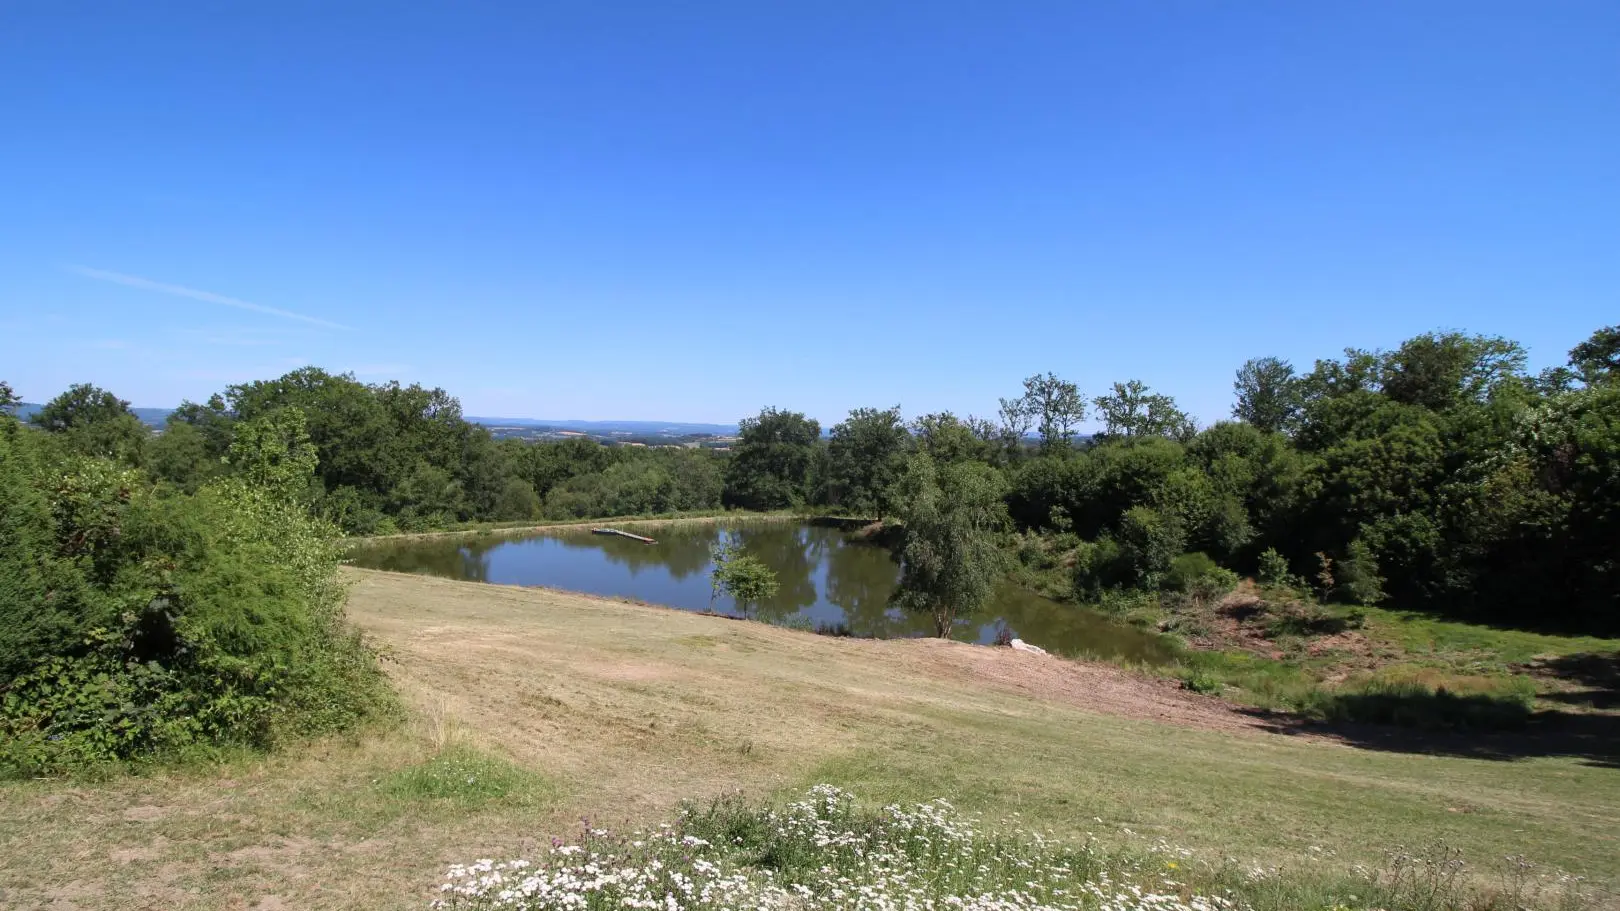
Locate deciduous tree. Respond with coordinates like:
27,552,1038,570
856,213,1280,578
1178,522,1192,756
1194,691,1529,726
826,406,910,520
722,407,821,510
891,455,1008,637
1093,380,1194,442
1005,373,1086,453
1232,357,1301,433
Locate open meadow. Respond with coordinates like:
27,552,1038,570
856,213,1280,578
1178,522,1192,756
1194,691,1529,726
3,568,1615,910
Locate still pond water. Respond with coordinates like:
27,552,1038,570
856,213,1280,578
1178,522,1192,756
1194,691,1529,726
350,521,1174,664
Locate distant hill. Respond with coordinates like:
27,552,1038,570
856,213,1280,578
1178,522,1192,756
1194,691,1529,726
9,403,733,438
14,403,172,429
465,417,740,436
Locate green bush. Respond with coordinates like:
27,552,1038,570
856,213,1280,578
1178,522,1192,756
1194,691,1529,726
1071,537,1128,599
1334,537,1387,604
1115,506,1185,588
1161,551,1240,604
1256,547,1292,587
0,411,391,775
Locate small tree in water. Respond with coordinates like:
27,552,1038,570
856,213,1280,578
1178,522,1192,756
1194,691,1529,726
891,454,1008,637
709,541,780,616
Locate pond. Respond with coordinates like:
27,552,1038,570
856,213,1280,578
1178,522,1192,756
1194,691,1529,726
349,520,1176,665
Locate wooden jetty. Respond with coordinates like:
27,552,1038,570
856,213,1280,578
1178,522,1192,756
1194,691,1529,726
592,527,657,544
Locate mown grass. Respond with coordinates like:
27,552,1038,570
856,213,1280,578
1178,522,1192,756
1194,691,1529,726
3,569,1616,910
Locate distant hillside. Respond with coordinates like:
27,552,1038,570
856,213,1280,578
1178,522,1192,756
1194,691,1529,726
466,417,739,436
14,403,172,429
10,405,732,437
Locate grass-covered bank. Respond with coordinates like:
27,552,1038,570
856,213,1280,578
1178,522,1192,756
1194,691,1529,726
2,569,1615,909
1007,530,1620,733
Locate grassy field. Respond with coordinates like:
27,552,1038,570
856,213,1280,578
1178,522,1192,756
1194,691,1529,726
1,568,1616,910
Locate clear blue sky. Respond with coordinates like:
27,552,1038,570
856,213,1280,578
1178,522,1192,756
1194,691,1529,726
2,2,1616,428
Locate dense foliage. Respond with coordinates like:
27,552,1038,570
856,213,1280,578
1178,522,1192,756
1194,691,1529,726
0,407,389,773
8,322,1617,635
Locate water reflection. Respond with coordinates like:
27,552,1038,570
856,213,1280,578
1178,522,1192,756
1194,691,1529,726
349,521,1174,664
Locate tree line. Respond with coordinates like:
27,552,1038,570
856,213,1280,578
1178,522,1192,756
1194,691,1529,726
6,322,1617,634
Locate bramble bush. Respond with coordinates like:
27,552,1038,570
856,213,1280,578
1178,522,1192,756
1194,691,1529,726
0,409,391,775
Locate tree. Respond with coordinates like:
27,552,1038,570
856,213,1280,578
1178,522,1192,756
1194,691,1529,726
912,412,991,465
1093,380,1194,441
147,420,227,492
1232,357,1301,433
722,408,821,510
0,380,17,416
1379,332,1527,411
1004,373,1086,453
826,406,910,520
996,393,1035,454
225,407,320,503
1570,325,1620,387
709,541,780,615
890,455,1008,637
29,383,148,464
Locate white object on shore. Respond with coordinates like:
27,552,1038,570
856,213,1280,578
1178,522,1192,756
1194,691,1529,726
1009,638,1048,655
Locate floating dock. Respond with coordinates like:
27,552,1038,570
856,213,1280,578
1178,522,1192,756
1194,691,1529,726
592,527,657,544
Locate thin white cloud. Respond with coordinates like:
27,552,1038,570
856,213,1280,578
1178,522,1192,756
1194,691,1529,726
69,266,350,330
172,326,312,347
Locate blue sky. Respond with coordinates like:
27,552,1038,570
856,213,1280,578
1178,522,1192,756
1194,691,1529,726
2,2,1616,428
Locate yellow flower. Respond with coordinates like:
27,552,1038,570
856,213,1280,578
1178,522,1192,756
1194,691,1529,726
1166,861,1179,870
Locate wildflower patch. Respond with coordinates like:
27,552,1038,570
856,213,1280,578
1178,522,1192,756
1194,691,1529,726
433,785,1239,910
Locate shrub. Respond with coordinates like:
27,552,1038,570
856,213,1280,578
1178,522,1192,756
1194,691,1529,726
0,410,391,775
1162,552,1240,605
1071,537,1128,599
1256,547,1292,587
709,542,780,614
1180,667,1224,695
1115,506,1185,589
1334,537,1387,604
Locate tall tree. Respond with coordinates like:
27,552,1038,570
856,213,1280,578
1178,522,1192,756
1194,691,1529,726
0,380,17,416
1232,357,1301,433
1570,325,1620,387
890,455,1008,637
29,383,148,464
1379,332,1527,410
912,412,991,465
722,407,822,510
1005,373,1086,453
1093,380,1194,441
825,406,910,520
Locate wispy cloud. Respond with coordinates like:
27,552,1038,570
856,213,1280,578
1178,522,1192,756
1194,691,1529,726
69,266,350,330
171,326,313,347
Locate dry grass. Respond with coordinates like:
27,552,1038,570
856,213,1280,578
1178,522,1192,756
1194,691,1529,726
2,568,1616,910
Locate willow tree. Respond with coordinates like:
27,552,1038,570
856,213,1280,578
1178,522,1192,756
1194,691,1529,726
891,454,1008,637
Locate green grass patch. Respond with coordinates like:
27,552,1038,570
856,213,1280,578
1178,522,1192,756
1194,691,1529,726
377,744,552,809
1361,608,1616,665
